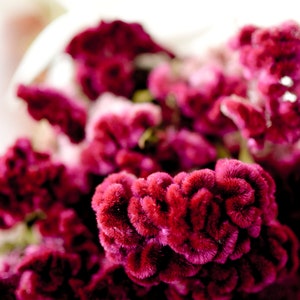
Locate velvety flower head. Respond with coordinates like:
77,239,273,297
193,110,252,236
65,19,174,99
16,246,82,300
92,159,279,286
230,20,300,80
0,138,87,228
17,84,87,143
220,96,267,148
65,20,174,63
148,60,247,136
226,21,300,147
166,223,299,299
81,264,155,300
81,95,162,176
155,127,217,173
0,204,105,299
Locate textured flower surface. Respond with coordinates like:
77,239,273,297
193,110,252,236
91,159,297,294
0,138,88,229
65,19,174,99
224,21,300,148
16,84,87,143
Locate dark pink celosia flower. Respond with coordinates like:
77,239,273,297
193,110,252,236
148,62,247,136
155,128,217,172
0,205,104,299
65,19,174,99
228,21,300,146
66,20,174,63
17,84,87,143
16,247,82,300
221,96,267,148
81,98,162,176
37,209,103,296
230,21,300,80
0,139,87,228
165,223,299,300
92,159,279,285
81,264,155,300
75,55,135,99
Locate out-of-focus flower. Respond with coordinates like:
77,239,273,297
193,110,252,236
65,19,174,99
0,138,87,229
17,84,87,143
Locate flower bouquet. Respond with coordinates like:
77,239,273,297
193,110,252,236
0,3,300,299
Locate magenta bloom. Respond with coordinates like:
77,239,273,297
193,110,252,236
17,84,87,143
81,99,162,177
16,248,82,300
92,159,281,286
65,20,174,99
148,62,247,136
166,223,299,299
0,139,87,228
227,21,300,146
155,127,217,172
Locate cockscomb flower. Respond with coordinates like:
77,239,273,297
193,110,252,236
81,95,162,176
16,247,82,300
0,138,87,228
155,127,217,173
92,159,280,286
0,204,105,300
16,84,87,143
166,223,299,299
226,21,300,146
148,60,247,136
65,19,174,99
230,21,300,80
81,264,157,300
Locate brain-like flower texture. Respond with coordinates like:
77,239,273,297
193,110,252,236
91,159,289,289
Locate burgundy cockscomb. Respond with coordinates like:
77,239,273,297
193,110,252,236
0,139,87,228
82,264,154,300
155,127,217,172
16,247,82,300
230,21,300,80
227,21,300,146
166,223,299,299
92,159,280,286
65,19,174,99
81,97,162,176
148,61,247,136
17,84,87,143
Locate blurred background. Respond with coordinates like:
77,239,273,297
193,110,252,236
0,0,64,97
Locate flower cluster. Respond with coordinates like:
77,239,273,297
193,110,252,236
0,18,300,300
